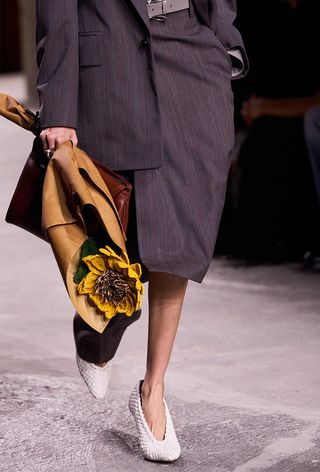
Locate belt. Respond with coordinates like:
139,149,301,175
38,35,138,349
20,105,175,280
147,0,189,20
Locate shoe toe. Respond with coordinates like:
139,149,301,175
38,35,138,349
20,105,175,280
76,353,112,399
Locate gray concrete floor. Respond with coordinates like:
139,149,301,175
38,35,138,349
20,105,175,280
1,74,320,472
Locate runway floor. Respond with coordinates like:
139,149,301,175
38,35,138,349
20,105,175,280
1,74,320,472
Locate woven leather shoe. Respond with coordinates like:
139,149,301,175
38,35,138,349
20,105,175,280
76,352,112,399
128,379,181,462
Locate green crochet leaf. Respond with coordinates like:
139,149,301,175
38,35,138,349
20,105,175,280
73,265,89,285
73,237,100,284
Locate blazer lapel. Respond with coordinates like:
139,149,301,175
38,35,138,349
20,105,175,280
127,0,150,33
192,0,210,27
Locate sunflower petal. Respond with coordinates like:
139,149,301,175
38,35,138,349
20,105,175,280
108,259,141,282
130,263,142,278
88,293,118,319
82,254,106,274
78,272,99,294
99,245,122,261
121,250,130,265
101,303,118,319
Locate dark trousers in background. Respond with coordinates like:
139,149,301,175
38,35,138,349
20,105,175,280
73,170,148,363
304,106,320,208
230,117,320,259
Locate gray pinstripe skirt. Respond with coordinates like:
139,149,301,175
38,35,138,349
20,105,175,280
119,0,234,284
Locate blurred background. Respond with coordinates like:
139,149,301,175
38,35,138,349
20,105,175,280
0,0,37,103
1,0,320,269
217,0,320,271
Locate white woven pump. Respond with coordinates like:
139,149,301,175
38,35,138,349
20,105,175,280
128,379,181,462
76,352,113,399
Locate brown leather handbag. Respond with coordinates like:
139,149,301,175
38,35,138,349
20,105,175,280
1,94,132,241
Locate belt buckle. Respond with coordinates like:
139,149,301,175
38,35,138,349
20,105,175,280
147,0,189,21
147,0,167,21
163,0,189,14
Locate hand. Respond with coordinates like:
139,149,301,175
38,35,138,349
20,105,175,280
241,94,267,126
39,127,78,154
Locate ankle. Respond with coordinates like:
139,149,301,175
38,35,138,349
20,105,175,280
141,377,164,397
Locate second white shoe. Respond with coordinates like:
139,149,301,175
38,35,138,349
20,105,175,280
76,352,113,399
128,379,181,462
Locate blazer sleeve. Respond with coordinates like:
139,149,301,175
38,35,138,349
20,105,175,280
209,0,249,80
35,0,79,129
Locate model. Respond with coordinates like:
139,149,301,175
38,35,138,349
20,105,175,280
35,0,248,462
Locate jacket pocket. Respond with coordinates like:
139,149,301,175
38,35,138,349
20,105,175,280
79,32,103,67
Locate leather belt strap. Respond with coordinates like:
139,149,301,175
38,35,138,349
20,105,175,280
147,0,189,19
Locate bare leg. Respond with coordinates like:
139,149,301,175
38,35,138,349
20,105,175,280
141,271,188,440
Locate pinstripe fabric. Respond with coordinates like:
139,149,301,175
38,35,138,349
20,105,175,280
35,0,247,172
133,2,235,283
35,0,248,283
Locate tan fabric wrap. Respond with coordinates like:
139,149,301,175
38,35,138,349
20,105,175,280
0,94,128,333
42,140,127,333
0,93,36,131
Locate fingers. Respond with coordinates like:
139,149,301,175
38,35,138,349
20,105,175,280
45,130,56,152
39,127,78,154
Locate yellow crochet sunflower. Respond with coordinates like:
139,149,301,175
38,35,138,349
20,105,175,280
77,245,144,319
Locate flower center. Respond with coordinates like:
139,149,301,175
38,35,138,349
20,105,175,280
94,269,130,305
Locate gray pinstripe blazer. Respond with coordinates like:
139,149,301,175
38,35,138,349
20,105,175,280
35,0,248,171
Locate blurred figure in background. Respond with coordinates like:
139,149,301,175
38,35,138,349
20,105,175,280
304,107,320,207
221,0,320,262
303,106,320,270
